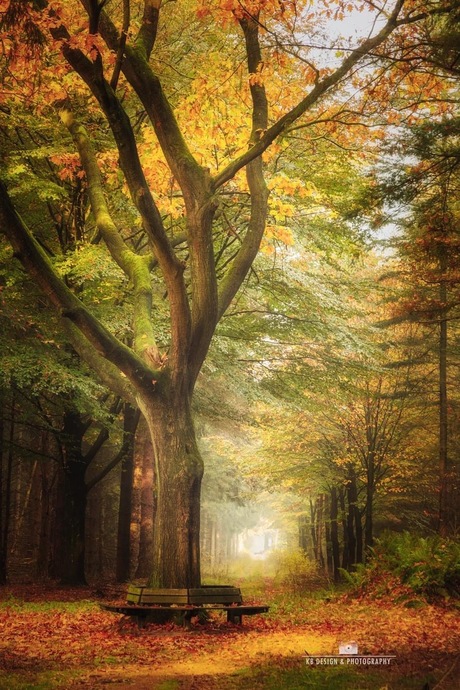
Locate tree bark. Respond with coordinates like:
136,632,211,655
339,487,349,570
309,497,318,561
134,418,155,580
330,487,340,582
138,389,203,588
316,494,325,569
0,391,13,585
57,411,88,584
116,404,138,582
438,234,449,536
365,454,375,551
37,479,50,580
346,467,363,567
298,515,309,553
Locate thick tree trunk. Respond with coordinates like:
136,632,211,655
138,390,203,588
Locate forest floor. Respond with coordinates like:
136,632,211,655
0,578,459,690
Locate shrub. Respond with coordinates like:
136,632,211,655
342,532,460,601
271,549,323,594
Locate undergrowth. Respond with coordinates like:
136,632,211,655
340,532,460,603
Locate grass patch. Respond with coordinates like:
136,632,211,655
0,670,82,690
220,663,436,690
0,596,97,614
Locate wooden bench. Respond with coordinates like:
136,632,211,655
101,585,269,629
101,602,270,628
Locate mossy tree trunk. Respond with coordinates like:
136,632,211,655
138,389,203,588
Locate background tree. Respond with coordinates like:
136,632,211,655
376,118,460,536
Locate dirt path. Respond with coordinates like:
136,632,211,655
69,628,337,689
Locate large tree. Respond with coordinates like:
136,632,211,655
0,0,455,587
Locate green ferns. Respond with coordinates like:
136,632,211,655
342,533,460,601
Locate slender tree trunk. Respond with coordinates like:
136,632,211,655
36,438,58,580
438,243,449,536
298,514,308,552
338,487,348,570
325,518,332,577
346,468,363,566
365,454,375,551
330,487,340,582
309,497,318,561
0,393,14,585
355,503,363,564
36,466,50,579
116,404,138,582
138,390,203,588
316,494,325,569
346,471,357,568
96,491,105,578
57,411,88,584
0,391,5,584
61,463,87,584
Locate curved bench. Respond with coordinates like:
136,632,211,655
101,585,269,628
101,602,270,628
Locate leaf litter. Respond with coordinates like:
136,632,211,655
0,584,459,689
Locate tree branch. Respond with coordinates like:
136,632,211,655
60,109,160,362
0,180,158,396
212,0,454,189
55,34,192,372
217,12,269,318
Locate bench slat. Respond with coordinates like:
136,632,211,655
126,585,243,606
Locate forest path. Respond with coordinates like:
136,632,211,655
70,627,336,689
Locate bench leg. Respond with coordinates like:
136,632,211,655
227,611,242,625
183,610,194,630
